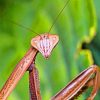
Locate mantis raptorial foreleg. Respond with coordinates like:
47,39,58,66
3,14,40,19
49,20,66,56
28,63,41,100
0,0,99,99
0,33,100,100
0,47,38,100
0,33,59,100
51,65,100,100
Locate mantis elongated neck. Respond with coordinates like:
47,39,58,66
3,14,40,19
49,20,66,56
0,47,38,100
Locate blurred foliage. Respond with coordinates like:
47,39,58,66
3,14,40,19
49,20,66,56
0,0,100,100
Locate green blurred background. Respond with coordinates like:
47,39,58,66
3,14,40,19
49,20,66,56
0,0,100,99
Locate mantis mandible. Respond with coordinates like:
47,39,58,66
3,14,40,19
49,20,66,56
0,0,100,100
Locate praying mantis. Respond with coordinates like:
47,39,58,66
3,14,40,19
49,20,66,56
0,0,100,100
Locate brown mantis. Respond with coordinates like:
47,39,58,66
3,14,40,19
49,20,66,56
0,0,100,100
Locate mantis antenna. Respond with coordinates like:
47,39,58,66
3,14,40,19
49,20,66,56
48,0,71,33
6,0,70,36
7,19,41,36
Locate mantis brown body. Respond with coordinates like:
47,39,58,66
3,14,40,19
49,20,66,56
0,33,59,100
0,33,100,100
0,0,100,100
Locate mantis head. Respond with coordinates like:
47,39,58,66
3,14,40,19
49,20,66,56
31,33,59,59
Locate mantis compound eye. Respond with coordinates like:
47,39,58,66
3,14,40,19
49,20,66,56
31,33,59,59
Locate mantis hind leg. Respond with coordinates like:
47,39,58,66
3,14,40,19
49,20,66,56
51,65,100,100
86,66,100,100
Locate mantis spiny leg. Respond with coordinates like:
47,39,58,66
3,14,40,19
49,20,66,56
51,65,100,100
28,63,41,100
